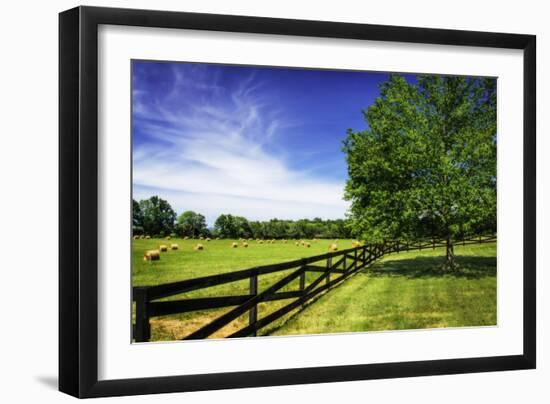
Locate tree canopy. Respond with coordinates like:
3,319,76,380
132,197,353,239
132,199,144,235
213,214,252,239
133,196,177,237
176,211,208,238
343,74,496,269
214,215,352,240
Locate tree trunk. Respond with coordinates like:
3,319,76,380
445,235,457,271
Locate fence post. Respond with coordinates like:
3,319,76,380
299,259,306,294
134,287,151,343
343,254,347,274
433,239,435,250
326,255,332,286
249,273,258,337
353,248,358,272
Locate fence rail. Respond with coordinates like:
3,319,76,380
133,234,496,342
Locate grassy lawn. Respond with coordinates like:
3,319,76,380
133,238,350,287
270,242,496,336
132,239,496,341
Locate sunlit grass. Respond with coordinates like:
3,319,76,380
132,239,496,341
270,242,496,336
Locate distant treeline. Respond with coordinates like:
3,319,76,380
132,196,354,239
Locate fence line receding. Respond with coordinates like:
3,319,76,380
133,234,496,342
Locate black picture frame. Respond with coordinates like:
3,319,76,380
59,5,536,398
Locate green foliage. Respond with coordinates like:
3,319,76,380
343,75,496,259
176,211,208,238
214,215,353,240
134,194,355,240
137,196,177,236
132,199,144,234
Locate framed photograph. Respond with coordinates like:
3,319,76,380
59,6,536,398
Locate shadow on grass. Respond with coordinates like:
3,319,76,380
367,255,496,279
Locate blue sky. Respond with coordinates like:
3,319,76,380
132,60,403,226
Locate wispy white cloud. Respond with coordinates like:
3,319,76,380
133,64,349,224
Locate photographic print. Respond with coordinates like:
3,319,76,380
131,60,497,343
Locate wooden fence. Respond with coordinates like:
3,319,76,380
133,234,496,342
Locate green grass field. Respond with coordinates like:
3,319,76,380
132,238,496,341
270,242,496,336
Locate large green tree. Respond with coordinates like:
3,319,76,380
138,196,177,236
343,74,496,269
176,211,208,237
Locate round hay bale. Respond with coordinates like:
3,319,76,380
206,237,211,242
194,243,204,251
242,242,248,248
305,242,311,248
258,240,264,244
328,243,338,252
143,250,160,261
166,236,171,240
170,243,178,250
159,245,168,252
232,242,238,248
145,235,151,239
133,235,139,240
199,236,204,240
183,236,189,240
295,241,300,246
